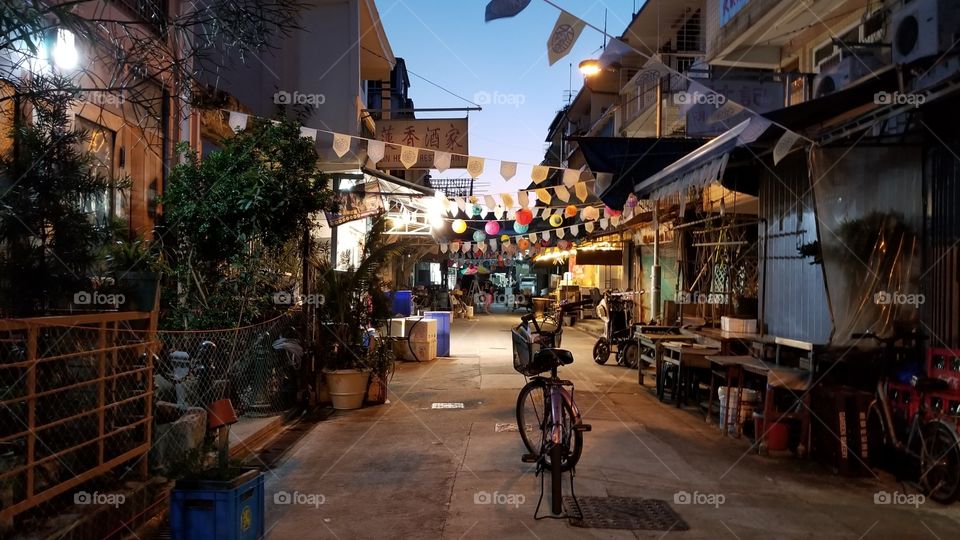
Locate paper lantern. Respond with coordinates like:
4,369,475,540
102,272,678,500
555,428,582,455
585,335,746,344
564,204,578,218
513,223,529,234
452,219,467,233
500,234,510,242
584,206,600,221
625,194,639,208
518,238,530,250
516,208,533,225
469,203,483,217
604,206,622,217
485,220,500,235
472,230,486,242
548,213,563,227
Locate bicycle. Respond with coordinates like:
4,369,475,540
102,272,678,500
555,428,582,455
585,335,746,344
855,331,960,503
513,300,593,515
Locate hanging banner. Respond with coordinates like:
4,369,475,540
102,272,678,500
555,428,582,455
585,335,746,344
500,161,517,181
518,191,529,208
325,181,383,226
575,182,589,202
531,165,549,184
547,10,587,66
555,186,570,202
500,193,514,208
332,133,352,157
774,129,802,165
434,151,452,172
485,0,531,21
440,243,448,253
228,111,248,131
467,156,485,178
536,188,551,204
463,242,472,253
484,195,496,211
300,127,317,141
585,222,595,233
570,224,580,236
375,118,468,169
366,140,385,164
557,227,566,239
562,168,579,188
399,146,419,168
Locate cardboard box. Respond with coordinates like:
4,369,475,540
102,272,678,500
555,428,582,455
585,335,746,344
393,339,438,362
721,316,757,334
404,317,438,341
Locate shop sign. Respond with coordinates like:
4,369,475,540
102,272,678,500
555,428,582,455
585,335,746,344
720,0,750,27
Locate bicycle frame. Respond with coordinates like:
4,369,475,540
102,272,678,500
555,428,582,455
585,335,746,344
535,370,583,447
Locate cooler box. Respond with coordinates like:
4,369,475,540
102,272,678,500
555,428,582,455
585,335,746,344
404,317,438,341
170,469,264,540
423,311,451,357
391,290,413,317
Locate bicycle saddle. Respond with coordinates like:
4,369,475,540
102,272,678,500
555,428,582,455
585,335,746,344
534,348,574,367
911,375,950,393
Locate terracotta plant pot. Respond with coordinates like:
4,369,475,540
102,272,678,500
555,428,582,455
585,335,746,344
367,375,388,405
324,370,370,410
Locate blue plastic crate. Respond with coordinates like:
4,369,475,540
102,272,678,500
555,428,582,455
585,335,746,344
170,469,265,540
391,290,413,316
423,311,451,357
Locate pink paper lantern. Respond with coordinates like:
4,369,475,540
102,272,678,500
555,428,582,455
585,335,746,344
485,220,500,235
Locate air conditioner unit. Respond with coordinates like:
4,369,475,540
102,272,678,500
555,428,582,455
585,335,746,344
891,0,960,65
813,54,886,97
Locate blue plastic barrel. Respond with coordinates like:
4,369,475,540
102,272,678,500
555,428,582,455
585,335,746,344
424,311,451,357
391,290,413,316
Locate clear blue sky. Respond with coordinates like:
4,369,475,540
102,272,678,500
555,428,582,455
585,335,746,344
377,0,641,195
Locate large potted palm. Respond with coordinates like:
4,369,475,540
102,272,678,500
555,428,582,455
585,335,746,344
314,217,402,409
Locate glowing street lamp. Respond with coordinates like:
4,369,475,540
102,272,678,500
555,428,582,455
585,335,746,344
52,29,78,71
578,59,602,77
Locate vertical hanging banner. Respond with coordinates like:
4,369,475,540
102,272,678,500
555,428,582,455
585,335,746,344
547,10,587,65
366,139,385,165
332,133,352,157
500,161,517,181
375,118,468,169
467,157,485,178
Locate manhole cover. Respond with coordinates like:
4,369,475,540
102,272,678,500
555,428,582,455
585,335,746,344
564,496,689,531
431,402,465,409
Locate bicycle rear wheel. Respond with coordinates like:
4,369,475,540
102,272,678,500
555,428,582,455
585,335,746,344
920,421,960,503
516,379,583,471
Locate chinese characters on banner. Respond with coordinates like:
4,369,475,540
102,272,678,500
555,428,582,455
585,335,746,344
375,118,469,169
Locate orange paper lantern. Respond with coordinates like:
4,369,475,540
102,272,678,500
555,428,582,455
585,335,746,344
564,205,578,218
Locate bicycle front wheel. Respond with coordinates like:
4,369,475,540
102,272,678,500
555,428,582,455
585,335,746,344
920,421,960,503
516,379,583,471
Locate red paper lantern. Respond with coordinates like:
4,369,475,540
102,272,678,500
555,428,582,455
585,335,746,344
564,205,578,218
516,208,534,225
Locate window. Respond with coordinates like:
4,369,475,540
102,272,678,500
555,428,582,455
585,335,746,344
813,12,887,72
675,10,702,52
76,117,123,225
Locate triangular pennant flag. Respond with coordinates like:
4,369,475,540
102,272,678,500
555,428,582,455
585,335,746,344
478,242,487,253
467,157,485,178
455,197,466,214
400,146,419,168
557,227,566,239
366,140,384,164
300,127,317,141
531,165,549,184
536,188,551,204
462,242,472,253
575,182,589,202
585,222,595,233
708,100,744,125
507,209,516,219
600,218,609,230
332,133,352,157
484,195,496,211
555,186,570,202
774,129,802,165
489,239,497,250
542,230,551,241
547,10,587,66
451,241,460,253
518,191,529,208
228,112,248,132
434,151,452,172
528,233,537,243
562,168,579,188
570,224,579,236
440,243,448,254
611,215,621,227
500,161,517,181
494,206,505,219
598,38,632,69
500,193,514,209
485,0,531,21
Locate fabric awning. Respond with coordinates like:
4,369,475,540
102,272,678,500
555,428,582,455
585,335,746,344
633,117,772,199
576,136,709,209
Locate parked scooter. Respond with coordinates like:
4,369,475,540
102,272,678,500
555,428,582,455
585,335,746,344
592,290,639,368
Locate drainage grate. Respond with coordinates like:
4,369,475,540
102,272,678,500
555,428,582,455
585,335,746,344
563,496,689,531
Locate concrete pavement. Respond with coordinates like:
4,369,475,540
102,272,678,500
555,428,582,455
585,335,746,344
263,311,960,539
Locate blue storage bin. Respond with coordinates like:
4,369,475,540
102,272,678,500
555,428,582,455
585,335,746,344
391,290,413,316
170,468,265,540
424,311,451,357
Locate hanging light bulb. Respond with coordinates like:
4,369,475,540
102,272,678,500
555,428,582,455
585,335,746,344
52,29,78,71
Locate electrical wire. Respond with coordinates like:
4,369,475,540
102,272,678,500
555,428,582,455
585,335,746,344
360,45,481,108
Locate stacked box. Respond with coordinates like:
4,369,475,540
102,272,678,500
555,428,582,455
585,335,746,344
405,317,438,341
393,339,438,362
389,317,438,361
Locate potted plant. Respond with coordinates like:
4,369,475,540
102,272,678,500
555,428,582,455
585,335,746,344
313,217,404,409
106,236,164,311
364,333,396,405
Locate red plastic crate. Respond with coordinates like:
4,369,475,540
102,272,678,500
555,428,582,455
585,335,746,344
927,349,960,392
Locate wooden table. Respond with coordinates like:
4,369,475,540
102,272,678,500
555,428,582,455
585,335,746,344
636,330,697,386
705,355,772,437
659,342,720,407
